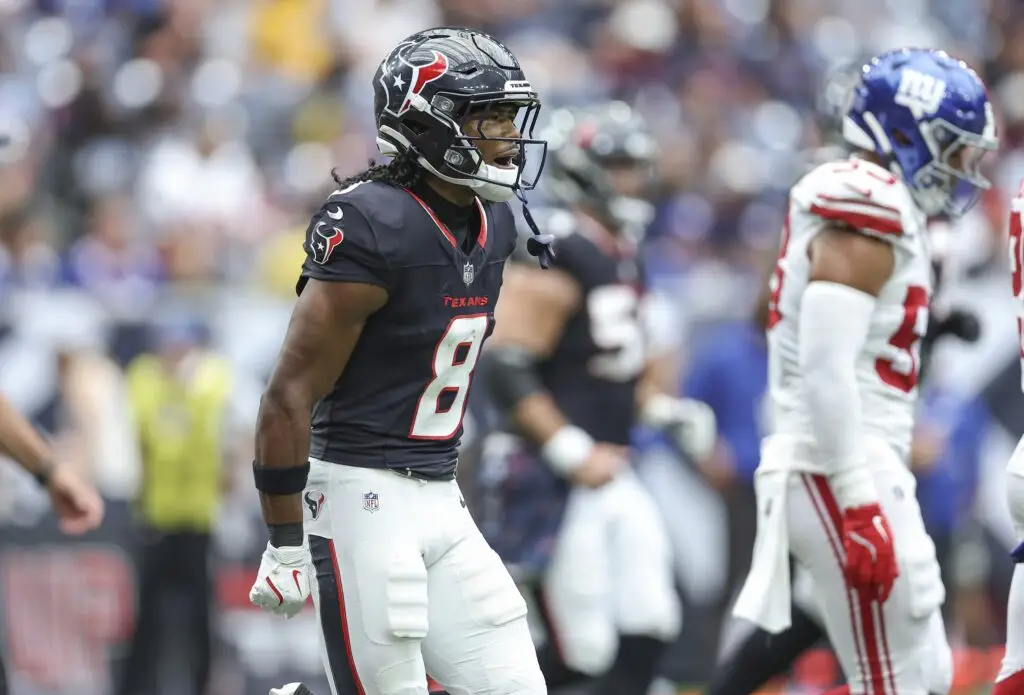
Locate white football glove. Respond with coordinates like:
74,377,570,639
249,542,312,618
641,394,717,462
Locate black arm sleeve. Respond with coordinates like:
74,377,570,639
479,346,547,411
297,200,392,295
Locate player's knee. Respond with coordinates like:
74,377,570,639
495,663,548,695
926,644,953,695
616,595,681,641
1008,465,1024,538
920,619,953,695
612,556,682,640
560,627,618,676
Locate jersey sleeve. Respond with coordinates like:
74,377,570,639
296,199,392,295
791,160,907,242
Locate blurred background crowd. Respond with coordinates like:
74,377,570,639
2,0,1024,693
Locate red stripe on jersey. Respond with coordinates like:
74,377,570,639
810,202,904,237
816,194,902,218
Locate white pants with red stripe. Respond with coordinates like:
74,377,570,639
540,467,681,675
303,459,546,695
785,464,951,695
997,439,1024,684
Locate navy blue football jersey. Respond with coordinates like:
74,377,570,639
531,209,646,445
297,180,518,477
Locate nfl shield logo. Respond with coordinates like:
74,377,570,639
362,491,380,513
462,261,475,286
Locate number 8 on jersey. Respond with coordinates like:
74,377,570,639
410,314,490,439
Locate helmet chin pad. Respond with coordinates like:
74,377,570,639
376,137,401,157
377,129,520,203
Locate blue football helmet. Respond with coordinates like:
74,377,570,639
842,48,998,217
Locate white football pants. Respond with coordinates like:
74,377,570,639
541,467,681,675
304,459,546,695
765,438,951,694
997,436,1024,684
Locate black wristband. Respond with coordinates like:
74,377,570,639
268,523,305,548
253,461,310,495
33,461,54,488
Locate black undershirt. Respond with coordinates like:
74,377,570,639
409,180,478,254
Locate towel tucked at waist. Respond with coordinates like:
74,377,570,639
733,468,791,633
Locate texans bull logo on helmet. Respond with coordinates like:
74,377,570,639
309,220,344,265
378,43,450,117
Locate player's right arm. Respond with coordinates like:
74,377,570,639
254,194,390,540
486,262,626,487
255,280,386,529
250,192,388,617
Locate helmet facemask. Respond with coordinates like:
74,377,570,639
907,115,998,217
378,87,547,203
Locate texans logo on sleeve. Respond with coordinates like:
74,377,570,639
310,221,344,265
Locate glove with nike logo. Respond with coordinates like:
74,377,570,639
841,503,899,602
249,542,312,618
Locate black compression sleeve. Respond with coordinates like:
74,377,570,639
480,347,546,411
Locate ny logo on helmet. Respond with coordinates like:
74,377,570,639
894,69,947,118
379,43,450,117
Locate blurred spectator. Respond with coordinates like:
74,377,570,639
116,316,237,695
0,206,61,292
62,194,163,314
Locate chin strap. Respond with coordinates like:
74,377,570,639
515,187,555,269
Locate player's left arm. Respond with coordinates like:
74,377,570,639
803,222,899,600
633,291,717,462
803,223,894,501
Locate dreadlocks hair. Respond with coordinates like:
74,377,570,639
332,150,423,190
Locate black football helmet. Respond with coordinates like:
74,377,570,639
372,27,547,203
540,101,656,237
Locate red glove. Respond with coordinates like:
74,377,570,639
841,503,899,602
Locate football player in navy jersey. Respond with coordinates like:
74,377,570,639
247,27,551,695
478,102,715,695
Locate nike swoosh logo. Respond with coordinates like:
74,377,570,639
266,577,284,605
872,516,889,543
844,181,873,198
326,206,344,220
847,531,877,562
292,569,303,592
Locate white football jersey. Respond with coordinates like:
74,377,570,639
1011,184,1024,394
766,157,933,467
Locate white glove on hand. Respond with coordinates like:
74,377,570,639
249,542,312,618
641,394,717,462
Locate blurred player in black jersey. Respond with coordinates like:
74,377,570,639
478,103,716,695
247,27,554,695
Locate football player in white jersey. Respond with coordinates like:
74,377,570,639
731,47,997,695
997,184,1024,694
